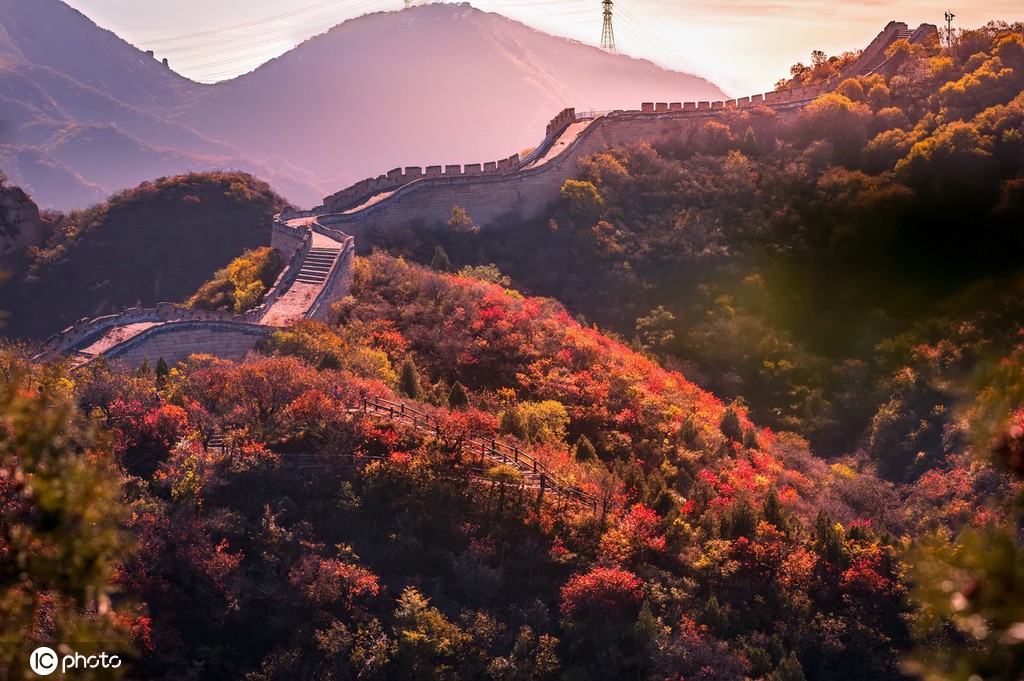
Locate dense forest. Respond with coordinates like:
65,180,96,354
401,22,1024,474
3,20,1024,681
3,252,1022,680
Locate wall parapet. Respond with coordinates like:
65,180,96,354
324,151,524,212
253,221,314,320
100,320,273,365
545,107,576,136
305,233,356,321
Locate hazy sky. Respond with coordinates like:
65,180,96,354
63,0,1023,95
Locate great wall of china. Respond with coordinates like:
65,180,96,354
35,21,935,371
35,220,355,367
307,21,936,244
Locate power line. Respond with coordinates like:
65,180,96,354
159,9,358,57
149,0,393,77
614,2,699,74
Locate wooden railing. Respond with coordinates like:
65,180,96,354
354,395,599,511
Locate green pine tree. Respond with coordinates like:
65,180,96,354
398,356,421,399
155,356,170,390
134,356,153,377
770,652,806,681
431,245,451,272
448,381,469,409
720,405,744,442
574,435,598,462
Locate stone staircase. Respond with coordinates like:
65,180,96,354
293,246,341,285
862,27,913,74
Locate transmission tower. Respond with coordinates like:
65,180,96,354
600,0,616,53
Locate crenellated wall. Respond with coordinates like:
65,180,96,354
545,107,577,136
322,106,585,213
312,21,937,241
316,110,734,239
324,154,522,212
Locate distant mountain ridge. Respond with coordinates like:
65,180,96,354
0,0,325,210
172,3,726,186
0,0,724,210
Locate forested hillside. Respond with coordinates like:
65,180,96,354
3,19,1024,681
403,22,1024,476
4,251,1022,679
0,172,286,339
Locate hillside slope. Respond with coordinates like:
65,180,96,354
0,173,285,339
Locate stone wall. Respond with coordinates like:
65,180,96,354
105,321,272,367
323,154,522,212
545,108,576,136
42,303,254,357
315,20,938,238
318,111,723,240
271,218,308,252
323,106,583,213
306,231,356,322
315,74,836,237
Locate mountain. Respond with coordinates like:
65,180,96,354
0,1,724,211
176,3,726,186
0,0,325,211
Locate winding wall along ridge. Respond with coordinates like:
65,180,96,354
39,220,354,367
40,21,934,368
313,21,936,242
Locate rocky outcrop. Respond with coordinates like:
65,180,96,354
0,183,46,272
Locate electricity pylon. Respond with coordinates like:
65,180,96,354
600,0,616,53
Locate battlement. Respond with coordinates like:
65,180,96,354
324,154,522,211
546,107,576,136
636,76,843,114
309,21,937,241
324,105,585,213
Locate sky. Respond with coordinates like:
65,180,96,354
63,0,1024,95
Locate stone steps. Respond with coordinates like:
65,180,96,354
294,247,340,284
862,29,913,74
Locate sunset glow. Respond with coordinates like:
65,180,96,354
64,0,1024,93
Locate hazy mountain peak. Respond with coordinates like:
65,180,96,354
0,0,198,108
178,2,725,187
0,0,725,210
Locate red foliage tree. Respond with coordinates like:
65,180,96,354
560,566,643,620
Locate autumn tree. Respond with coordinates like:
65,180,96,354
0,374,132,679
560,179,604,222
391,587,471,678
